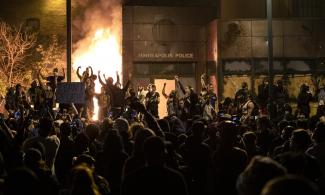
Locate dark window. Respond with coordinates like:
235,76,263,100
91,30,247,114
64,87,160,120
285,60,312,72
292,0,321,17
223,60,251,75
315,59,325,72
255,60,283,74
134,63,195,76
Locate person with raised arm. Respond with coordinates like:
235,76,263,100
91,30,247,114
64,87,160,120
162,82,178,117
175,75,200,116
98,71,130,119
39,67,65,92
37,70,56,117
77,66,93,83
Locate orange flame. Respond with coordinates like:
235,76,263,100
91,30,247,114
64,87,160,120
73,28,122,121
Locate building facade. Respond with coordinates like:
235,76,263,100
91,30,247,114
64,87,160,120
122,6,217,93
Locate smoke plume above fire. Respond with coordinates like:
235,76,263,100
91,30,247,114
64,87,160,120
72,0,122,120
72,0,122,82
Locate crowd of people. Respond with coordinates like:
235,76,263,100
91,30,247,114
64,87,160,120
0,67,325,195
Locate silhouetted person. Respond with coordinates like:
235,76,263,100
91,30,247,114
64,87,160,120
4,167,41,195
307,122,325,179
297,84,313,118
23,117,60,173
256,117,275,155
146,84,160,118
204,125,220,153
211,120,247,195
257,78,269,114
175,76,200,116
121,136,188,195
122,128,155,177
236,156,287,195
272,126,294,157
74,124,100,157
73,154,111,195
55,122,74,186
235,82,250,109
24,148,59,195
98,70,130,118
242,131,262,161
69,164,101,195
276,129,320,181
261,175,319,195
96,130,128,195
113,118,133,155
179,121,210,195
274,80,289,117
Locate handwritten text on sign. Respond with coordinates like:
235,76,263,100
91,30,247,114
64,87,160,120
56,82,85,104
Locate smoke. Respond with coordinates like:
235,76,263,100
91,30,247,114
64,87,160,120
73,0,121,41
72,0,122,82
72,0,123,121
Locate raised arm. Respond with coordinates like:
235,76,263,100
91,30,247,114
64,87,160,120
201,73,208,89
122,80,131,93
162,83,168,99
115,71,121,86
98,71,106,86
39,70,46,80
61,68,66,80
134,101,164,137
37,70,45,90
175,76,186,95
0,116,14,140
70,103,79,116
77,66,82,81
89,66,94,77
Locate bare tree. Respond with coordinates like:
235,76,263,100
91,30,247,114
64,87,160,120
36,34,65,75
0,20,36,87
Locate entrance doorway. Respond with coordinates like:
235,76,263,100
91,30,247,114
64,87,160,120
154,79,175,118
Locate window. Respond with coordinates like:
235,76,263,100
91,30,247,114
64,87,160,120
255,60,283,74
292,0,321,17
223,60,251,75
286,60,312,72
134,63,195,76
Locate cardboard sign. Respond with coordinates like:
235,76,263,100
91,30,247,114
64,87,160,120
56,82,85,104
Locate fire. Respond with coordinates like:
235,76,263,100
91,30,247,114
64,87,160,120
73,28,122,121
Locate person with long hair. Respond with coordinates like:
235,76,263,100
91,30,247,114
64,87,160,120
70,164,101,195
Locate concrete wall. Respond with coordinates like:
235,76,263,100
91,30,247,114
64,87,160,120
220,0,325,19
0,0,66,36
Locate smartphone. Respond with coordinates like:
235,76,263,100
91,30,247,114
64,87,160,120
131,110,137,118
218,112,225,117
231,116,238,121
14,111,21,119
107,112,113,118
